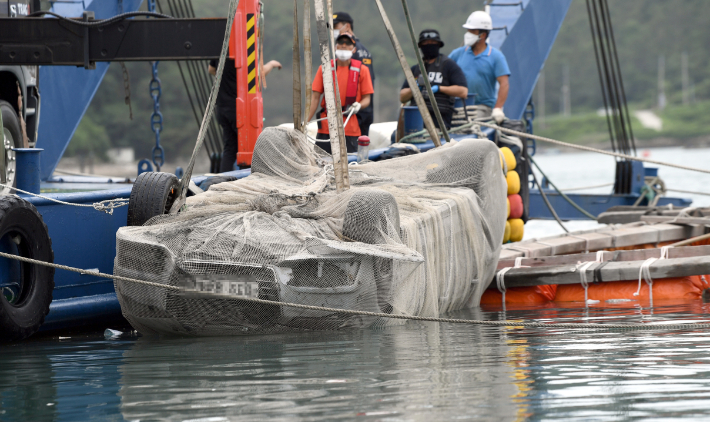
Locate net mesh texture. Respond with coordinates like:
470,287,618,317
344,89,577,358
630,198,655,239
114,127,507,336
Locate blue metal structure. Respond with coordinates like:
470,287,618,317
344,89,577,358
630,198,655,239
487,0,573,120
35,0,144,181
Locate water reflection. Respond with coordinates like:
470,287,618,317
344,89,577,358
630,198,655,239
2,301,710,421
117,312,525,421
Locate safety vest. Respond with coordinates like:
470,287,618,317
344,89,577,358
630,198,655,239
320,59,362,110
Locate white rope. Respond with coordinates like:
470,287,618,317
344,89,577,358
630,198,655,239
560,182,614,192
0,182,129,215
575,251,605,305
634,246,668,303
1,249,710,330
496,257,528,306
478,121,710,175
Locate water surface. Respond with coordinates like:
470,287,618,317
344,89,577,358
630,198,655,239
3,300,710,421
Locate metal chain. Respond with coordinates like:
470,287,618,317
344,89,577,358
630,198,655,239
119,61,133,120
2,248,710,331
147,0,165,171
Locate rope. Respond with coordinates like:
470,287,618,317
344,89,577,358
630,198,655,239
1,249,710,331
528,155,598,220
27,11,173,26
576,251,605,305
0,183,128,215
560,182,614,192
171,0,239,213
478,121,710,175
634,247,668,303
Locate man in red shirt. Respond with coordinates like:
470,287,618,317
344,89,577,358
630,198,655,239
307,33,374,154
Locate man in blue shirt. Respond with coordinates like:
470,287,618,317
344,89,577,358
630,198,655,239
449,11,510,124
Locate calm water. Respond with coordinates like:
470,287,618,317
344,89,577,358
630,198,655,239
3,147,710,421
3,300,710,421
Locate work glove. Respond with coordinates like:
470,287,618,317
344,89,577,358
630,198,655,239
430,85,440,94
492,107,506,124
347,102,362,115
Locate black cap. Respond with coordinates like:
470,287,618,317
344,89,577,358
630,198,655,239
336,32,356,45
333,11,353,26
418,29,444,47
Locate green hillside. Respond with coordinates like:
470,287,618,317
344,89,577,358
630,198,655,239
71,0,710,160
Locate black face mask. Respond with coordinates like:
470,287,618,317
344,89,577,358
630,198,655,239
420,44,440,60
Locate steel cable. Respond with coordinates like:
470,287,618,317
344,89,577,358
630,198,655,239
1,249,710,331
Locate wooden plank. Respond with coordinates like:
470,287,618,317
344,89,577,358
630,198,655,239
641,216,710,225
498,244,710,270
496,255,710,287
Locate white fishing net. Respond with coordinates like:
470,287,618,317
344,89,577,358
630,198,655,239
114,127,507,336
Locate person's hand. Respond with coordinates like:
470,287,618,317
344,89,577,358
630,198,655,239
430,85,439,94
348,102,362,114
266,60,282,70
492,107,506,124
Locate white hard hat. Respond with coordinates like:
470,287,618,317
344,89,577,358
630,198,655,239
463,11,493,31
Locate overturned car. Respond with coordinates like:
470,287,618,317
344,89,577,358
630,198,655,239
114,128,507,336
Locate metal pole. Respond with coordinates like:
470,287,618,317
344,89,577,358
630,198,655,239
325,0,349,183
314,0,348,191
303,0,313,126
292,0,302,132
373,0,441,147
400,0,450,144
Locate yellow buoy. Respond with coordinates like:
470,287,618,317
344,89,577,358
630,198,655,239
503,220,511,243
506,171,520,195
506,197,511,218
500,147,516,171
509,218,524,242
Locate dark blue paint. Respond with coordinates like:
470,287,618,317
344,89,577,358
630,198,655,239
13,148,43,194
490,0,574,120
529,189,692,220
26,188,131,329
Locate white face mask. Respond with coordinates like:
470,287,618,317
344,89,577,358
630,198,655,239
333,29,340,39
464,32,478,47
335,49,353,61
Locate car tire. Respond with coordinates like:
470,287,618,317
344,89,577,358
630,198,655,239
0,196,54,342
127,172,179,226
0,100,23,195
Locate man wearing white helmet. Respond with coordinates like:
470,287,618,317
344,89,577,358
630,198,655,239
449,11,510,124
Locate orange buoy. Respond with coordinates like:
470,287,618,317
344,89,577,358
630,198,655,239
506,171,520,195
503,220,511,243
481,285,558,304
500,147,516,171
508,194,523,219
509,218,524,242
554,276,703,302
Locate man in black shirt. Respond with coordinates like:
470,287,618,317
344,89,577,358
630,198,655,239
208,58,281,172
399,29,468,129
333,12,375,136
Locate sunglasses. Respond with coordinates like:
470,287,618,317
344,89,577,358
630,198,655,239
421,32,439,39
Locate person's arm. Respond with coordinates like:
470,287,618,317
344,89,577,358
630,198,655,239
263,60,282,77
307,91,322,122
400,88,413,103
358,94,371,110
438,85,468,98
494,75,509,109
208,64,216,76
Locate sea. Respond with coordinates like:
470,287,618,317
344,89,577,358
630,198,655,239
2,147,710,421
